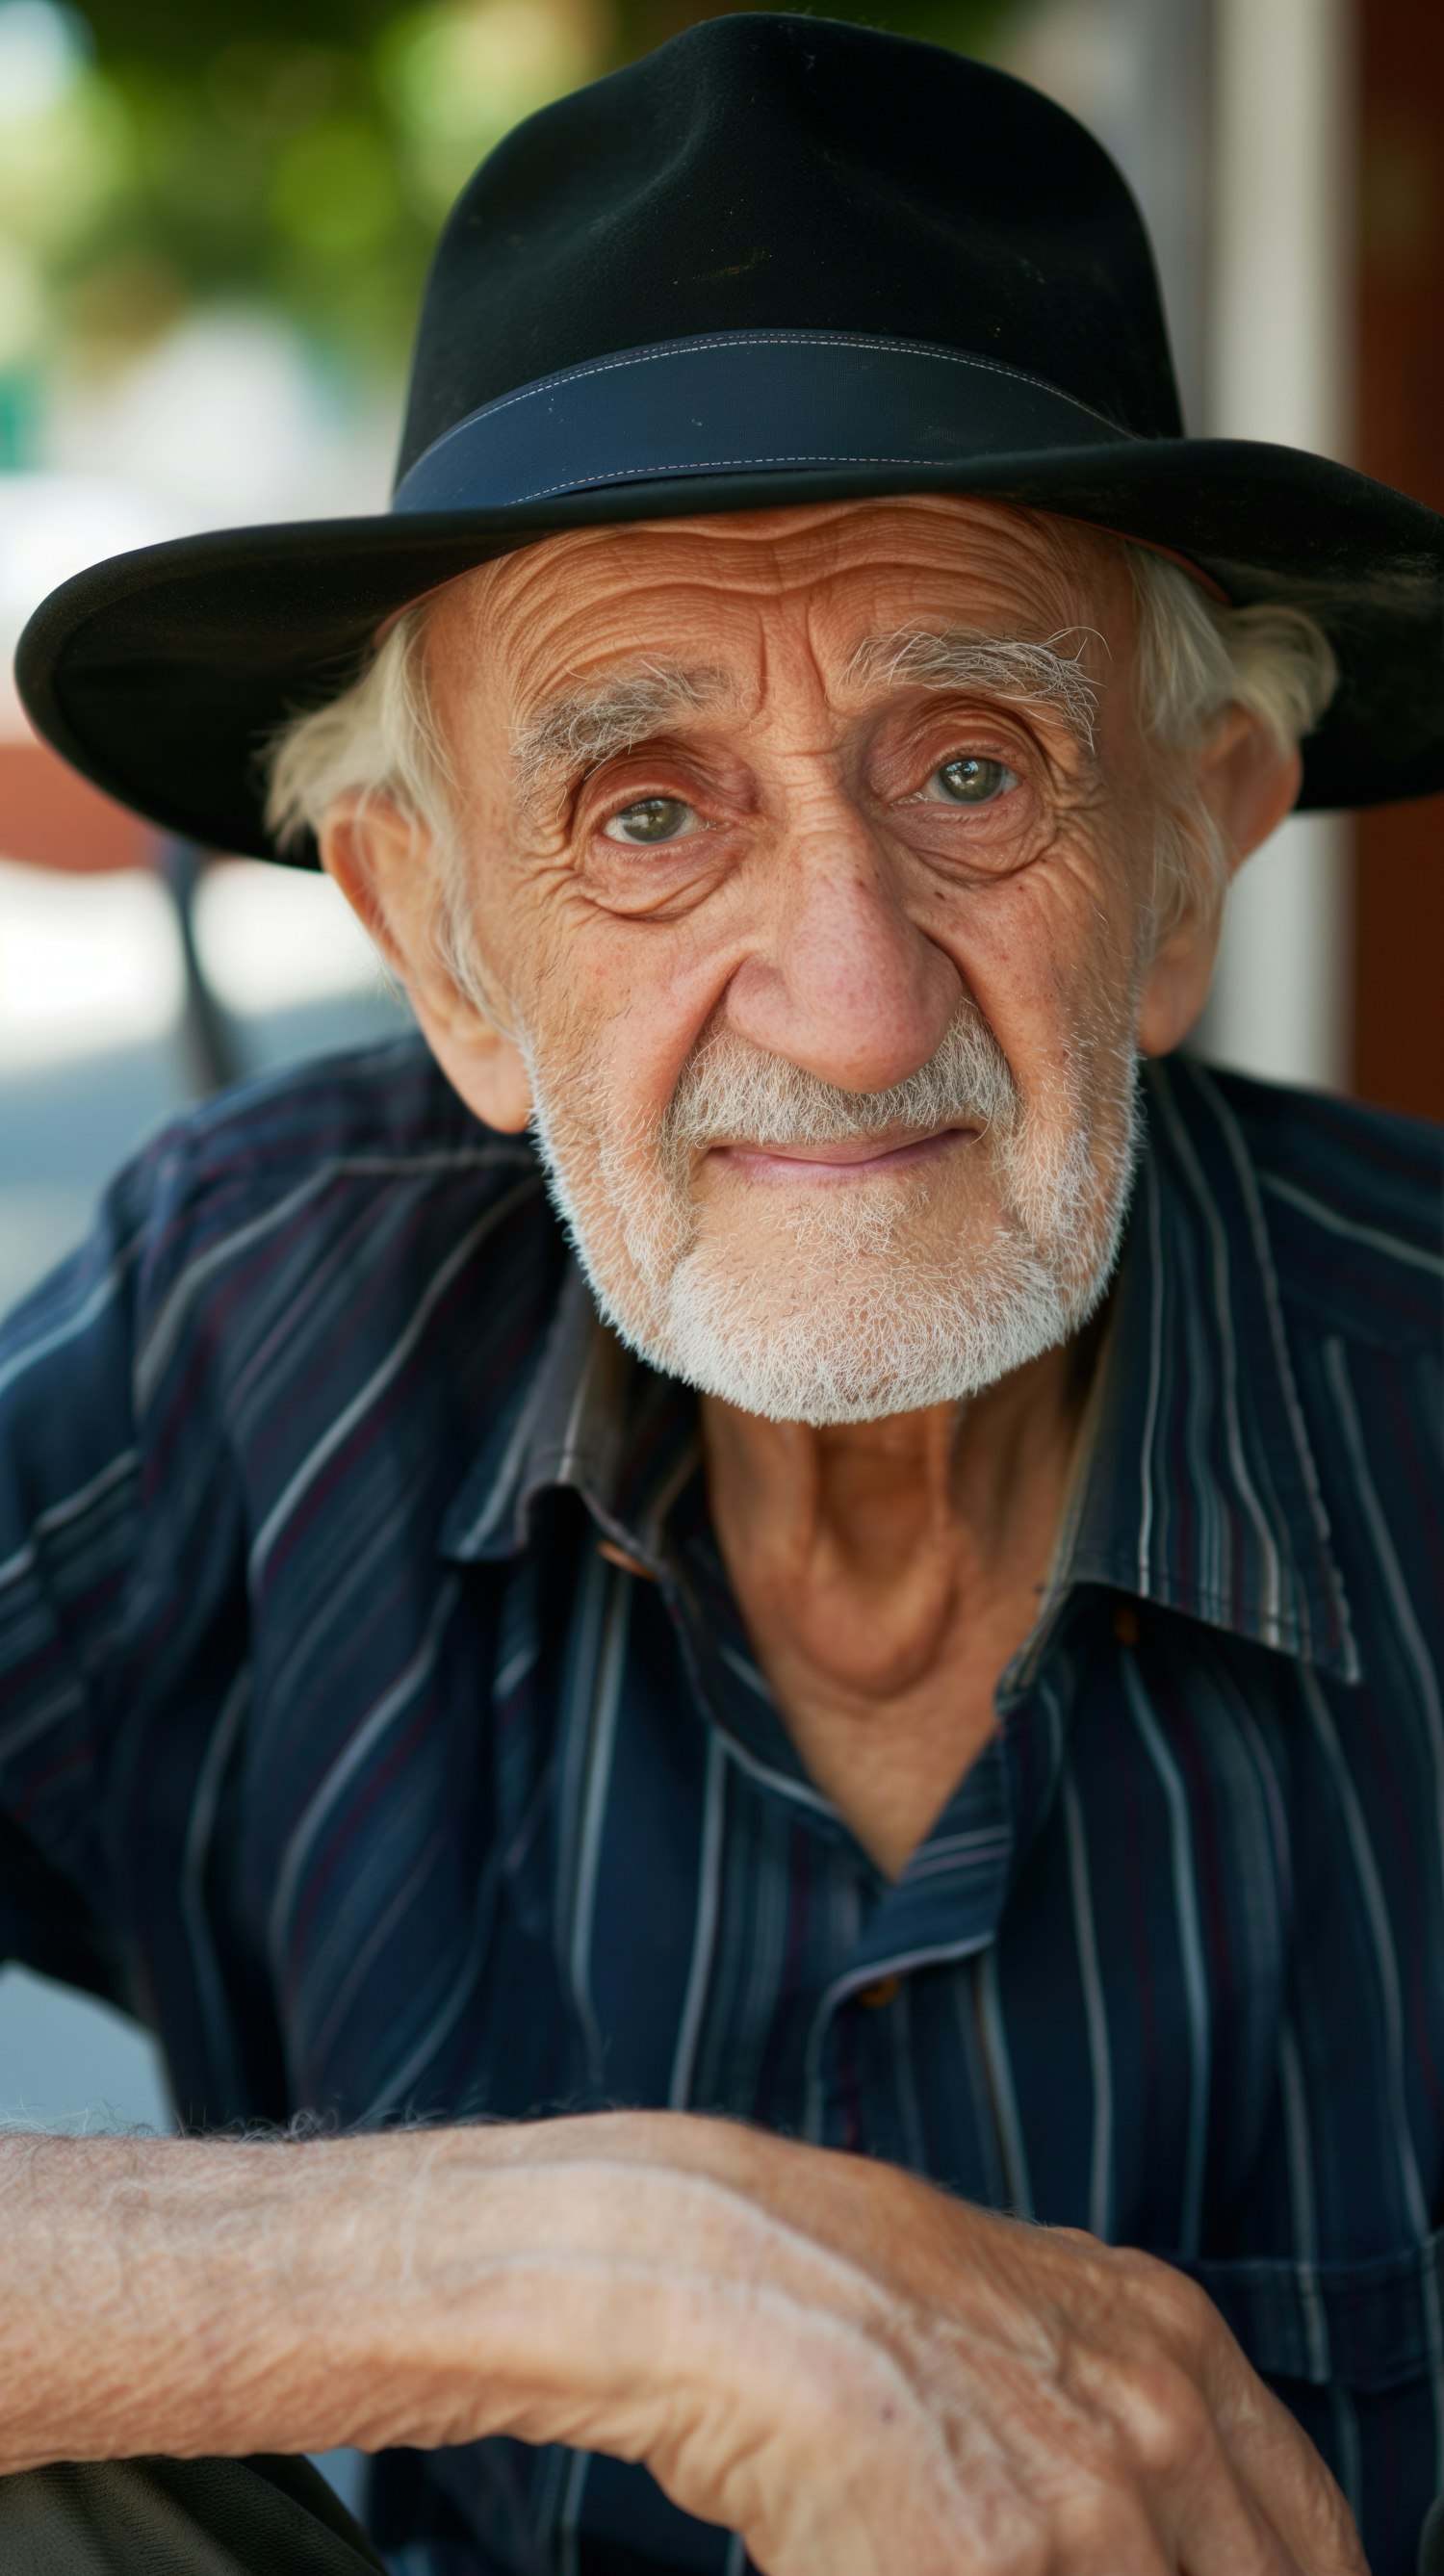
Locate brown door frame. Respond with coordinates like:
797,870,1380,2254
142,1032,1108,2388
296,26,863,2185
1353,0,1444,1121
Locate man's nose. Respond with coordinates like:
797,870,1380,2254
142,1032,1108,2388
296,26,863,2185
723,806,964,1096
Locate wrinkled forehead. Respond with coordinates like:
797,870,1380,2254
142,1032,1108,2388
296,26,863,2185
425,494,1138,708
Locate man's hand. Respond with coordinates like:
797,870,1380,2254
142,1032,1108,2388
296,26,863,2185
484,2115,1365,2576
0,2116,1365,2575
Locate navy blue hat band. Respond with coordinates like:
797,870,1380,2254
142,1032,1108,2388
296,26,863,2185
389,328,1131,516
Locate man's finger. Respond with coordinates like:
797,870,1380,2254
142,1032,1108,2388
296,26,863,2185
1200,2338,1368,2575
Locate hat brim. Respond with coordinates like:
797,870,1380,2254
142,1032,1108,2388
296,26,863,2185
15,436,1444,864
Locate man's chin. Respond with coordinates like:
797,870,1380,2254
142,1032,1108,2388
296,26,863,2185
595,1248,1086,1426
692,1154,987,1253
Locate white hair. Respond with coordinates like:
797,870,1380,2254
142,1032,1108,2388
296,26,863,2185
1126,549,1337,936
263,536,1339,984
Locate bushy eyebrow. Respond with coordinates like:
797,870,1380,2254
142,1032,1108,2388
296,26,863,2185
509,627,1100,826
511,662,734,823
845,626,1102,754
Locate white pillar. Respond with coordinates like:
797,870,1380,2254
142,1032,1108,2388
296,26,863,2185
1196,0,1354,1090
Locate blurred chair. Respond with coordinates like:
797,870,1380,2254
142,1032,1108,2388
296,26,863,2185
0,734,239,1095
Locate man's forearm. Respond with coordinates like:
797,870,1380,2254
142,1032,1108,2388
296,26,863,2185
0,2114,822,2479
0,2123,684,2473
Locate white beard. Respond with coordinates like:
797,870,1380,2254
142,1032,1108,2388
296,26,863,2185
524,999,1141,1426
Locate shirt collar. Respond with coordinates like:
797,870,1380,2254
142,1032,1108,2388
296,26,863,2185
439,1260,699,1569
441,1054,1359,1685
1037,1053,1360,1685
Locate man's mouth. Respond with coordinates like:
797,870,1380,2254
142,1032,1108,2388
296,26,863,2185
705,1123,980,1183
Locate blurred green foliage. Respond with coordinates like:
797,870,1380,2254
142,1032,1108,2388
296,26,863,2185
0,0,1019,384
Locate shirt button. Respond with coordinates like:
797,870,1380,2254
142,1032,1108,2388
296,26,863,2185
596,1538,656,1581
857,1974,902,2010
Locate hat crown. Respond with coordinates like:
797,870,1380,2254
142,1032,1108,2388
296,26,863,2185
396,10,1184,487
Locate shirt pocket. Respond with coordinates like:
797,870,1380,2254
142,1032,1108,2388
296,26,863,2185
1181,2236,1444,2394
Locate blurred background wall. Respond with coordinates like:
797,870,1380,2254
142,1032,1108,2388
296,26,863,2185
0,0,1439,2134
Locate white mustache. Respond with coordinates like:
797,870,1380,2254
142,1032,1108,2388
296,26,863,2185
659,1002,1020,1158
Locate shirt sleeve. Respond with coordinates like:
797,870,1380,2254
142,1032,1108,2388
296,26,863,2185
0,1130,233,2010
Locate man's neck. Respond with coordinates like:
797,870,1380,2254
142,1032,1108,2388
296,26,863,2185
699,1329,1102,1874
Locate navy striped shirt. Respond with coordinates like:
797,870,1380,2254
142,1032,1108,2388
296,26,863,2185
0,1038,1441,2576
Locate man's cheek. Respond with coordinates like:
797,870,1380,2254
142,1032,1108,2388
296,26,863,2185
967,892,1124,1094
589,986,719,1142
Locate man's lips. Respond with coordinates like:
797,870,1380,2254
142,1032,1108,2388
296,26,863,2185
706,1124,979,1182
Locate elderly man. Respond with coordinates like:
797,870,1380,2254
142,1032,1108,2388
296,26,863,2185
3,15,1442,2576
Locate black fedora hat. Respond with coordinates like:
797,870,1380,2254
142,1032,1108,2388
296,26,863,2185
15,10,1444,863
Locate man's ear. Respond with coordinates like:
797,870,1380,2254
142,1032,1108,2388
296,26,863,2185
1201,705,1305,868
1135,712,1303,1058
319,794,534,1134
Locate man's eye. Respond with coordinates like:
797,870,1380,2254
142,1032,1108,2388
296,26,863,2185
600,796,699,845
920,756,1018,806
